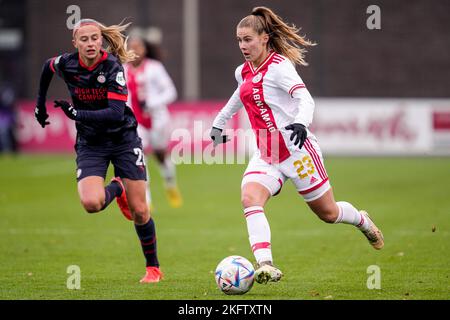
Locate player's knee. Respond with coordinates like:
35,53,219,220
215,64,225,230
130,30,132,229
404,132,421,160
131,204,149,224
241,192,260,208
315,206,339,224
81,198,103,213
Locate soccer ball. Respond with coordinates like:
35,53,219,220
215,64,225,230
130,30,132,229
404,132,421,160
214,255,255,295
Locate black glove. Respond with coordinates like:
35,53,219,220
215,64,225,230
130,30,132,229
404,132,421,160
54,100,78,120
35,105,50,128
210,127,230,147
285,123,307,150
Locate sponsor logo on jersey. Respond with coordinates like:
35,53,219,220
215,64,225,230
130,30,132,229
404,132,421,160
252,72,263,83
116,71,126,86
74,87,107,101
252,87,276,133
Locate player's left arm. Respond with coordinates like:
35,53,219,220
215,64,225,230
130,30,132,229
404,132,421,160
54,63,127,122
276,60,315,128
276,60,314,149
54,99,125,122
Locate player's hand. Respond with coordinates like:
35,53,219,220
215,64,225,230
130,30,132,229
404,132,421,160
54,100,78,120
35,105,50,128
210,127,230,147
285,123,307,150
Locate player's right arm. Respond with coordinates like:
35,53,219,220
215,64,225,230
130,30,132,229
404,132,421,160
210,66,244,146
35,55,66,128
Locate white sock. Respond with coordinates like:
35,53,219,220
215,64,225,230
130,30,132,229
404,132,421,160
244,206,272,264
335,201,370,231
160,156,176,188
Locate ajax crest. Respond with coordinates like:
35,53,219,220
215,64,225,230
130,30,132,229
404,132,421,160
252,72,263,83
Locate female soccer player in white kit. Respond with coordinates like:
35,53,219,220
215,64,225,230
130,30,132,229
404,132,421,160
125,36,182,208
210,7,384,285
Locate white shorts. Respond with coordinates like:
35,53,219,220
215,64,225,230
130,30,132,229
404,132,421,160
241,136,331,202
137,108,171,151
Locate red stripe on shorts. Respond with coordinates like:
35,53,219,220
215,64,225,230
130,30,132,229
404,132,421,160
298,178,329,195
243,171,283,190
304,139,327,180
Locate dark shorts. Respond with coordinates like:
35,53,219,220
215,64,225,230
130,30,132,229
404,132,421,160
75,131,147,182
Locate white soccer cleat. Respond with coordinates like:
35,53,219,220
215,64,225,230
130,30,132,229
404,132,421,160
254,263,283,284
360,210,384,250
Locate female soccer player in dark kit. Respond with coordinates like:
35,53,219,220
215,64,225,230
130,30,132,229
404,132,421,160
34,19,162,283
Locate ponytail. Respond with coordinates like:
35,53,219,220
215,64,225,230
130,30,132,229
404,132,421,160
73,19,136,64
238,7,315,66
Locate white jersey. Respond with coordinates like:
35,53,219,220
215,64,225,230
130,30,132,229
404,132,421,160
213,51,315,163
125,58,177,150
124,58,177,129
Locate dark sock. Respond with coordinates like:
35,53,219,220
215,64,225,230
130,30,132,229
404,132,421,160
135,218,159,267
101,181,123,210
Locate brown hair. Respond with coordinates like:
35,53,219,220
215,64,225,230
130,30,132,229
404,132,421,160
73,19,136,64
237,7,315,66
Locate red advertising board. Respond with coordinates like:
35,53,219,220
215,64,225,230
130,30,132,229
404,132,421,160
16,100,234,153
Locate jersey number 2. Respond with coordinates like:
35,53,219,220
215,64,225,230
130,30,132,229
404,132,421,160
133,148,144,166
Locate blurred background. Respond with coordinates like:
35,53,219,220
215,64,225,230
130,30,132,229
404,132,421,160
0,0,449,154
1,0,450,156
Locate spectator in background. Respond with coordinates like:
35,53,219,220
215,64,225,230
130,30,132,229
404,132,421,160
125,35,183,209
0,83,18,154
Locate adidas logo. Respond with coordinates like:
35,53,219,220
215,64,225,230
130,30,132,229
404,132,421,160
310,176,318,184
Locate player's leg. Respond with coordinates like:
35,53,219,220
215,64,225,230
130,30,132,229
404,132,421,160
307,189,384,250
112,136,162,283
287,137,384,249
153,149,182,207
241,154,285,284
137,125,153,209
76,144,121,213
122,178,162,282
77,176,106,213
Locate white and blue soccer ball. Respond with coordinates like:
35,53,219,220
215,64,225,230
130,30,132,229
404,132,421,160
214,255,255,295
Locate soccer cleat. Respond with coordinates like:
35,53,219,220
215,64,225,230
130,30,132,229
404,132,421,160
360,210,384,250
111,177,132,221
254,262,283,284
140,266,163,283
165,186,183,208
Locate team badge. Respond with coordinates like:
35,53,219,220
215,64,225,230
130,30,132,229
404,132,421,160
116,71,126,86
97,74,106,83
252,72,263,83
54,55,61,66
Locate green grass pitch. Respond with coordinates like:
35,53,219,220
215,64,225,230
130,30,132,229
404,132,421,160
0,154,448,300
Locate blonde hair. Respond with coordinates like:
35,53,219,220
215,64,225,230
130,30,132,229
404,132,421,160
237,7,316,66
73,19,137,64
